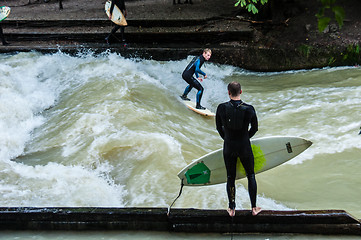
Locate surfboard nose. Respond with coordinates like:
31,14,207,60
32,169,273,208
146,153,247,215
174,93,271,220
304,139,313,148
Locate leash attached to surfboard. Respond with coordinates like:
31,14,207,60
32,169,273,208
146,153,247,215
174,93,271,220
167,179,184,216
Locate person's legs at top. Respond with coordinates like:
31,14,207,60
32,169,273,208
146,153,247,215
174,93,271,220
105,25,121,44
0,25,9,46
120,26,125,41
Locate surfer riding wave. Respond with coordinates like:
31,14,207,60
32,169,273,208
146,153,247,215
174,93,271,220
180,48,211,110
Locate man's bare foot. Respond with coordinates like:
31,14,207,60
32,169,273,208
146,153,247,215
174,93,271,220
227,208,235,217
252,207,262,216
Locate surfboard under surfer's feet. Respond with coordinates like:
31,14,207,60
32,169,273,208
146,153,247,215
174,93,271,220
252,207,262,216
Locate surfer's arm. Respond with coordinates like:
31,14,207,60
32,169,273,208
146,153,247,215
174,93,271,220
248,107,258,138
110,1,115,15
216,105,225,139
194,59,206,79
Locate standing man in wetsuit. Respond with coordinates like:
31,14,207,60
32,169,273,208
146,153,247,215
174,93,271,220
215,81,262,217
180,48,211,110
105,0,127,44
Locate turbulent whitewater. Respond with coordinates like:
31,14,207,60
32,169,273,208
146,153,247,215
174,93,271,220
0,51,360,219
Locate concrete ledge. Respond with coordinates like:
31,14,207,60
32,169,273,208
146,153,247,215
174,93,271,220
2,19,211,28
0,207,360,235
4,31,251,44
0,19,357,71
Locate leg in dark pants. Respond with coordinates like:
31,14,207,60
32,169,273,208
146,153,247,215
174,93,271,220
105,25,125,44
224,153,237,210
0,24,9,45
224,143,258,210
239,152,257,208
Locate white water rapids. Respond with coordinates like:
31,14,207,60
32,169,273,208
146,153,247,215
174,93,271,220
1,52,360,239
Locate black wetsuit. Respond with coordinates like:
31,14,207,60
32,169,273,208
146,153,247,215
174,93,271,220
181,55,206,108
216,99,258,209
106,0,126,43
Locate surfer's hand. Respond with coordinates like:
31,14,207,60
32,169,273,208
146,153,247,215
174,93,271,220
109,14,112,19
198,77,203,82
204,74,208,79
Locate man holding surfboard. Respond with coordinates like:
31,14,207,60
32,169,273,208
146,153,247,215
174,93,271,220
105,0,127,44
0,6,10,45
215,81,262,217
180,49,211,110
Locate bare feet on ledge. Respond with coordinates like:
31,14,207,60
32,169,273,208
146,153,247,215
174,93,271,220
227,207,261,217
227,208,235,217
252,207,262,216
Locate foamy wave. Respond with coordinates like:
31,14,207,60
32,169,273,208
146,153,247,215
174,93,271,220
0,161,126,207
1,51,359,213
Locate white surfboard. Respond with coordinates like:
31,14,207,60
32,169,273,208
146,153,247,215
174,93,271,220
182,99,215,117
0,6,11,22
178,136,312,186
105,0,127,26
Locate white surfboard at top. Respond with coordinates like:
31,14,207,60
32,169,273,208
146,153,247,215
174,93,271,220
0,6,11,22
182,99,215,117
177,136,312,186
104,0,127,26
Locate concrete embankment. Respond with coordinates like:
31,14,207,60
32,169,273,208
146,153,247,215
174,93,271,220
0,207,360,235
0,18,349,71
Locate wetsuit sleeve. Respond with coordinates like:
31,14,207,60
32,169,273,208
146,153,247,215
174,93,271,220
194,59,206,78
248,106,258,138
119,0,126,11
110,0,125,14
216,104,225,140
110,0,115,15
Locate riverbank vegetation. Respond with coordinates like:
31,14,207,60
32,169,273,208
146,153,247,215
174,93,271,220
233,0,360,68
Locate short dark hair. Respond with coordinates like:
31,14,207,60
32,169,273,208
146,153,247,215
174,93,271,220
228,81,241,97
203,48,212,54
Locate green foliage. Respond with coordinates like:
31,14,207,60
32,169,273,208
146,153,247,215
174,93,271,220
342,44,360,65
316,0,345,32
298,44,313,58
234,0,268,14
328,44,361,66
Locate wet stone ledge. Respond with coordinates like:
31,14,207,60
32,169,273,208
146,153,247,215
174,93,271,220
0,207,360,235
0,19,359,71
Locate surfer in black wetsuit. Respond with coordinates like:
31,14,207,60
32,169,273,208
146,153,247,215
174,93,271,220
180,48,211,109
105,0,127,44
0,23,9,46
215,81,262,217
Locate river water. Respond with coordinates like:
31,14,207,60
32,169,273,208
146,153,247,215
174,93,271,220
0,51,360,239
